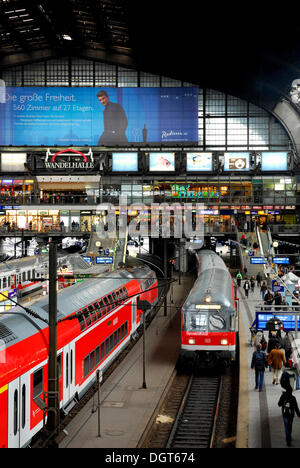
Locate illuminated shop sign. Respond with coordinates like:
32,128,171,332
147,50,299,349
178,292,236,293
261,152,288,171
44,148,94,170
186,152,213,171
171,184,220,199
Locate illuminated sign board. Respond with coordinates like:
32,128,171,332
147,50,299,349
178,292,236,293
256,313,300,332
96,257,113,264
273,257,290,264
224,152,250,171
0,87,198,145
171,184,220,199
250,257,267,264
112,152,138,172
261,152,288,171
186,152,213,171
149,153,175,172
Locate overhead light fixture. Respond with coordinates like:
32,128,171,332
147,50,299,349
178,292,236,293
62,34,72,41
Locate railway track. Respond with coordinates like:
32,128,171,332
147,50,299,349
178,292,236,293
166,373,221,449
140,365,238,449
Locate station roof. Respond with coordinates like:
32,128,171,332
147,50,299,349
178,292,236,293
0,1,299,112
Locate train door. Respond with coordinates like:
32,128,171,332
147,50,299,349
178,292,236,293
7,371,31,448
62,342,76,408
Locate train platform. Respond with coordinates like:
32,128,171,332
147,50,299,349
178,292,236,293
237,284,300,449
59,273,194,449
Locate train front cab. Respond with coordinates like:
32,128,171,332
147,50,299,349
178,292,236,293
180,301,238,368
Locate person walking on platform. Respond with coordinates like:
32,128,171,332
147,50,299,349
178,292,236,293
251,344,268,391
256,272,262,288
278,387,300,447
261,282,267,301
244,280,250,298
236,271,243,287
268,343,286,385
250,276,255,293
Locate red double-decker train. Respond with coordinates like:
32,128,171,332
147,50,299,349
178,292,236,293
180,249,238,368
0,265,158,448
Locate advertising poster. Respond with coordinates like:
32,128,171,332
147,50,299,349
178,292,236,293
224,152,250,171
186,152,213,171
0,87,198,146
261,152,288,171
112,152,138,172
149,153,175,171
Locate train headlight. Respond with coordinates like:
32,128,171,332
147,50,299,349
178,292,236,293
220,339,228,345
188,338,196,345
204,296,212,303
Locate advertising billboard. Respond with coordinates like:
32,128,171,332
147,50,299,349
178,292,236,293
0,87,198,146
149,153,175,172
112,152,138,172
261,152,288,171
186,152,213,171
224,152,250,171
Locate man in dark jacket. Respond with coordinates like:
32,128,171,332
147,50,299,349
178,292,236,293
251,344,268,391
97,90,128,145
278,388,300,446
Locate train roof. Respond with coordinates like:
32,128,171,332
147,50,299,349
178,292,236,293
0,265,154,349
183,250,235,311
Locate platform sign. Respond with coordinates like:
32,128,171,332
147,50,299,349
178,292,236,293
250,257,267,264
272,280,285,293
96,257,113,264
256,312,300,332
273,257,290,265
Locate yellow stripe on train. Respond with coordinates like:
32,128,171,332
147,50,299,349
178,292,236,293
0,384,8,394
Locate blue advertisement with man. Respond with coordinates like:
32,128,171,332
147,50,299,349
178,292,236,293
0,87,198,146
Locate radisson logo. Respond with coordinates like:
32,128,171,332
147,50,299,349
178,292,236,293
45,148,94,170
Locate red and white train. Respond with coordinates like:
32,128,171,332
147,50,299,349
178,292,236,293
0,265,158,448
180,249,238,367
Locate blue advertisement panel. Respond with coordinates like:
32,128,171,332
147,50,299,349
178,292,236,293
112,153,138,172
149,152,175,171
186,152,213,171
261,152,288,171
224,152,250,171
250,257,267,264
273,257,290,265
0,87,198,146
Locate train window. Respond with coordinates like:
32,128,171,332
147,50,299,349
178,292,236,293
93,301,101,319
209,313,226,331
66,353,69,388
3,277,6,288
118,327,121,343
116,290,122,305
107,294,114,311
100,342,105,360
84,356,89,379
22,272,26,282
109,335,114,352
88,304,97,323
21,384,26,429
33,368,43,399
81,308,91,327
77,311,87,331
105,338,109,356
32,269,35,279
124,288,129,299
0,278,2,289
90,350,95,371
8,276,10,287
103,296,109,314
119,289,125,301
95,346,100,366
114,330,118,347
125,321,128,335
70,350,73,384
98,300,105,317
57,354,62,379
14,389,18,436
111,291,117,307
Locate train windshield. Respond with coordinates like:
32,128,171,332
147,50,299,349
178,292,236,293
186,311,227,332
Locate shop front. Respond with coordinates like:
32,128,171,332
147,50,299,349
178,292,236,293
0,179,36,204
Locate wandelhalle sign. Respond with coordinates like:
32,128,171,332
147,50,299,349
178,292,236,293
44,148,94,171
